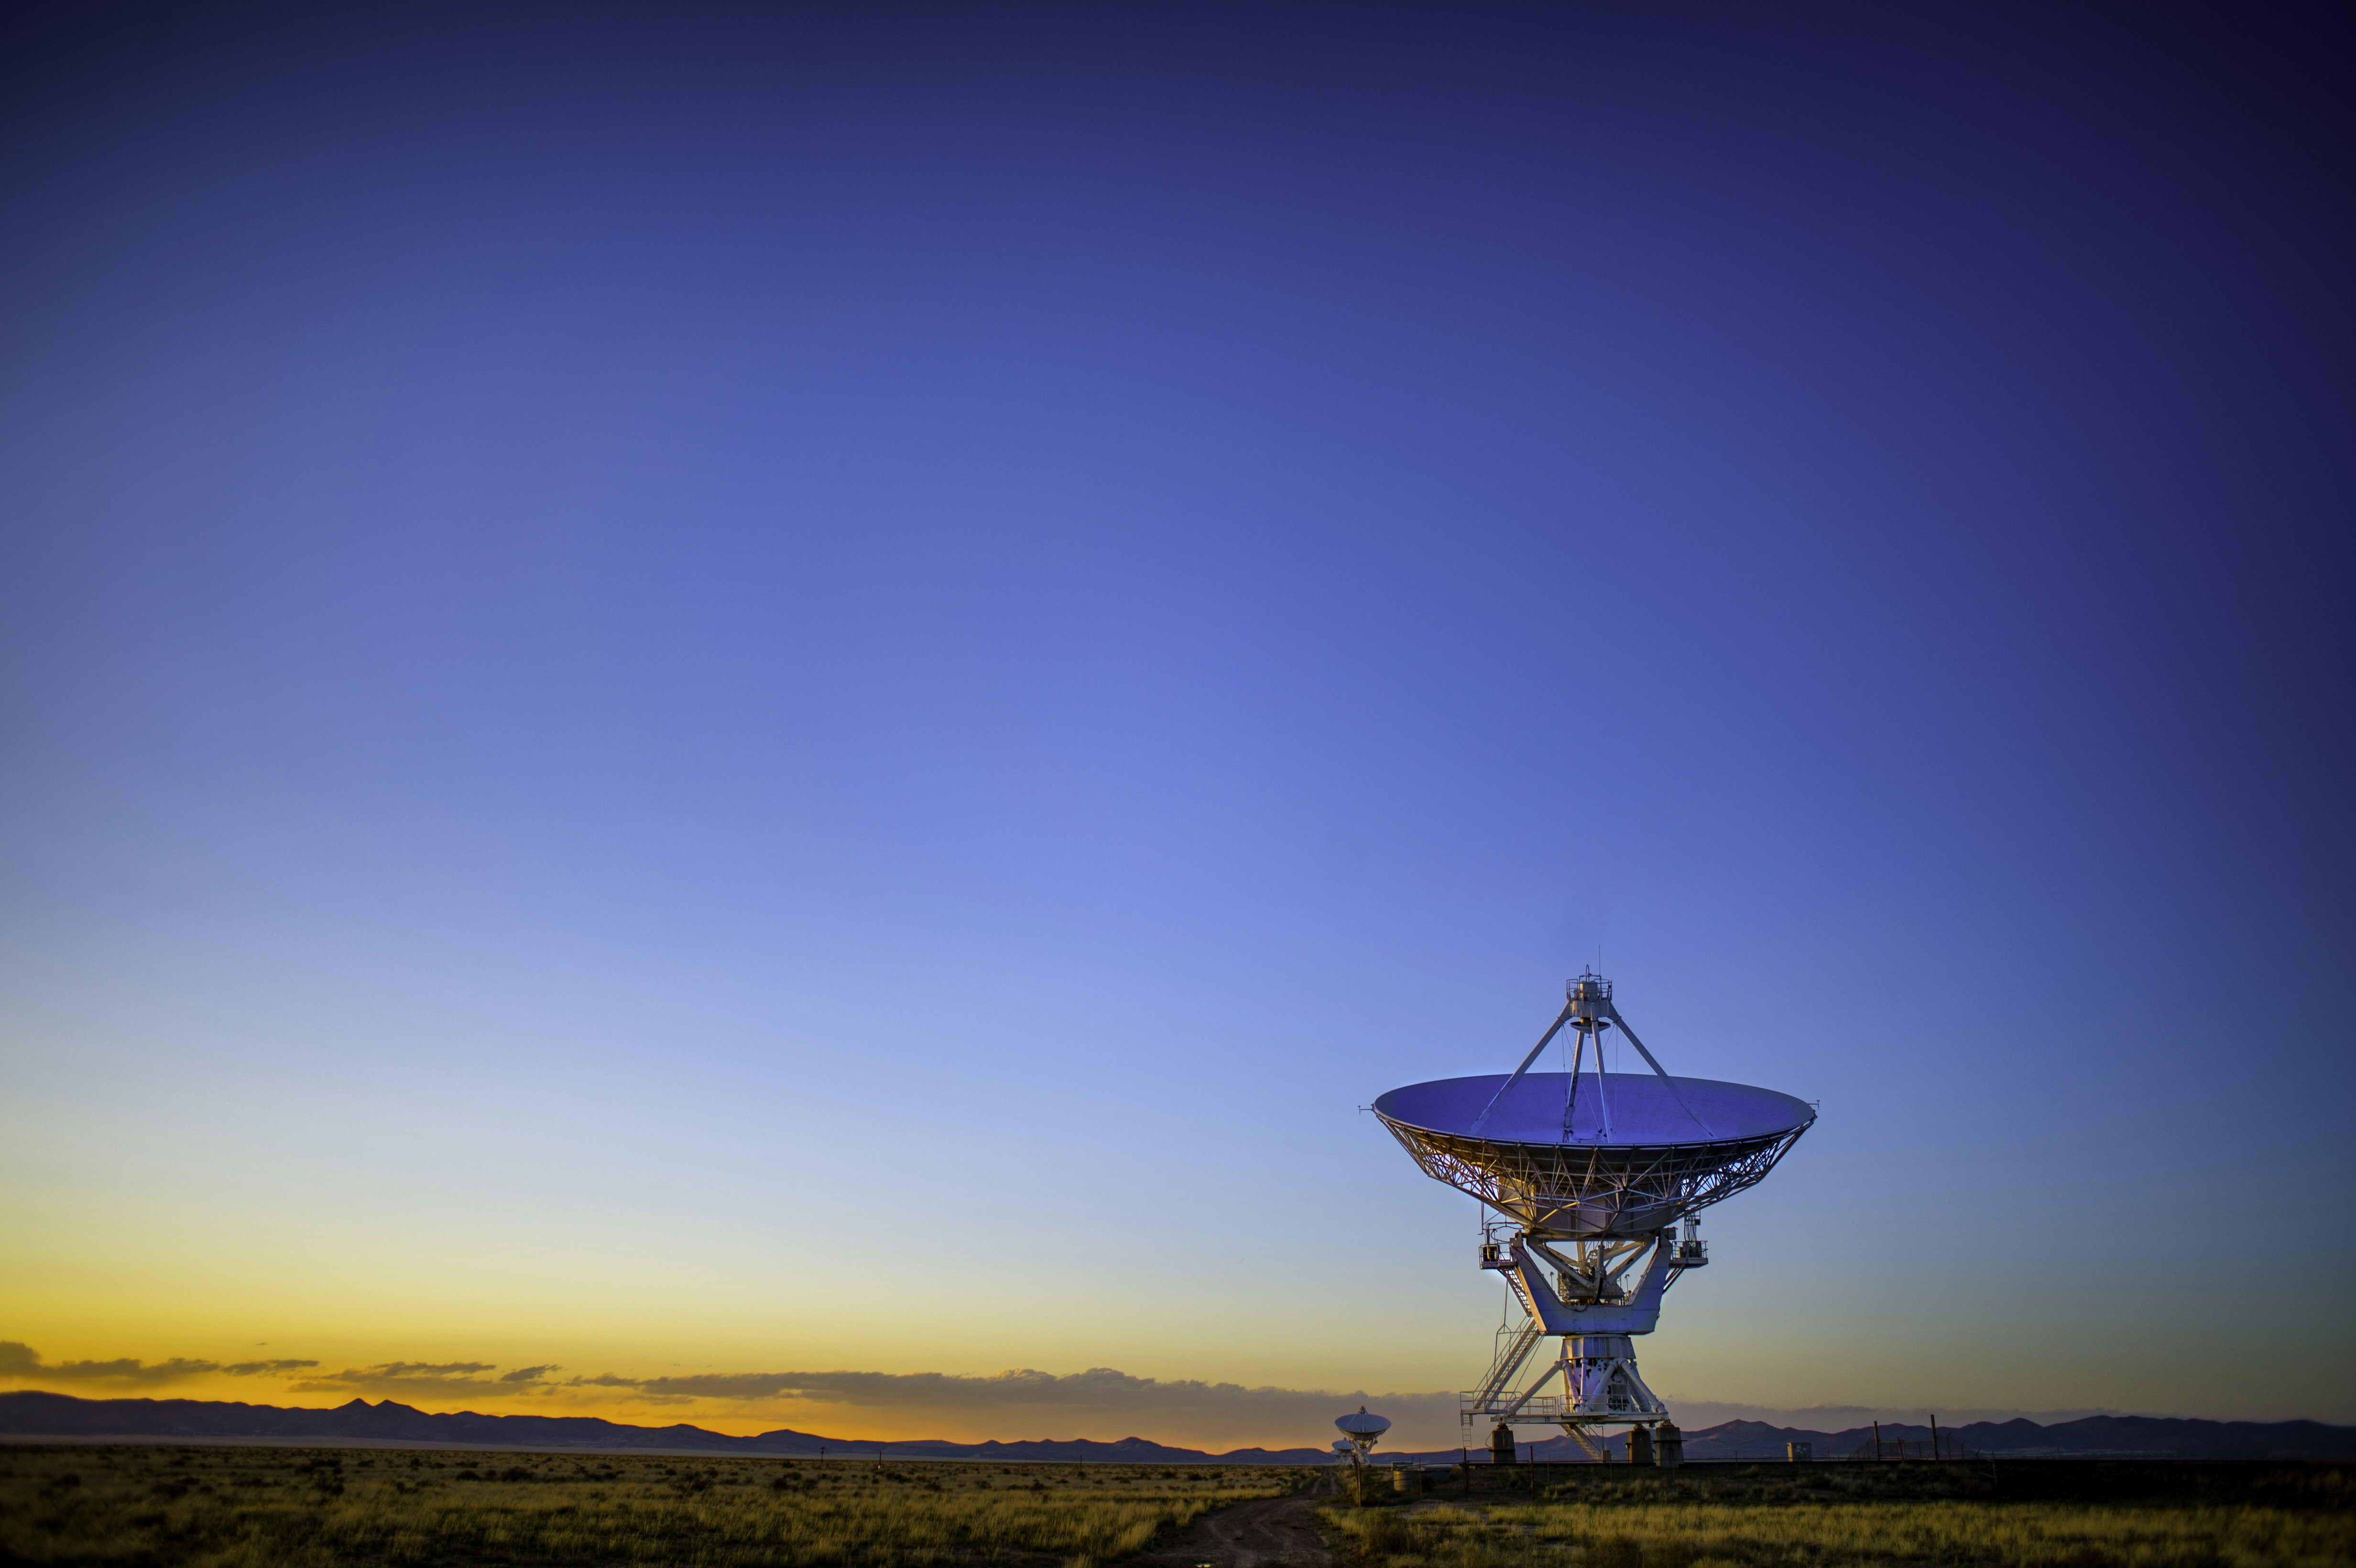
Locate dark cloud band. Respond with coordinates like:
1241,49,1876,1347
4,1341,1440,1423
0,1341,316,1385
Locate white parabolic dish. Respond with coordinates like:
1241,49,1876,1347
1372,1071,1814,1239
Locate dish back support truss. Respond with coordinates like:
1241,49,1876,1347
1384,1122,1804,1238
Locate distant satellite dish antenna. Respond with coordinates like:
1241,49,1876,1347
1333,1406,1391,1466
1371,971,1815,1462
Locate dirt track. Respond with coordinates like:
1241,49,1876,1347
1138,1494,1331,1568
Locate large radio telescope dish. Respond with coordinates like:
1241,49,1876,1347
1370,970,1816,1461
1374,1072,1813,1239
1334,1407,1390,1467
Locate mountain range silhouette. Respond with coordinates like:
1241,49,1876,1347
4,1391,2351,1462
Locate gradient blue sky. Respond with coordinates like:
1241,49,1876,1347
2,3,2351,1448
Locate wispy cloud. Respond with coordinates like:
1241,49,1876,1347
568,1364,1446,1421
0,1341,313,1386
288,1361,522,1401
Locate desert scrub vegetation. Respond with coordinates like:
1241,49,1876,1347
0,1444,1308,1567
1321,1465,2355,1568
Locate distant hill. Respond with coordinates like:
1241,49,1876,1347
0,1391,1331,1463
1488,1415,2356,1463
4,1390,2350,1463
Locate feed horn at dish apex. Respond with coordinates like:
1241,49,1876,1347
1372,970,1816,1463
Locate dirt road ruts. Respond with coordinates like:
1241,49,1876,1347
1137,1494,1331,1568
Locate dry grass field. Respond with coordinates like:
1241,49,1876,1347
0,1444,1306,1568
7,1447,2351,1568
1323,1463,2356,1568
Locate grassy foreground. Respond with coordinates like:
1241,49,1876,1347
1324,1463,2356,1568
0,1444,1305,1568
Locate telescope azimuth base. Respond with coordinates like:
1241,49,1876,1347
1461,1232,1687,1459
